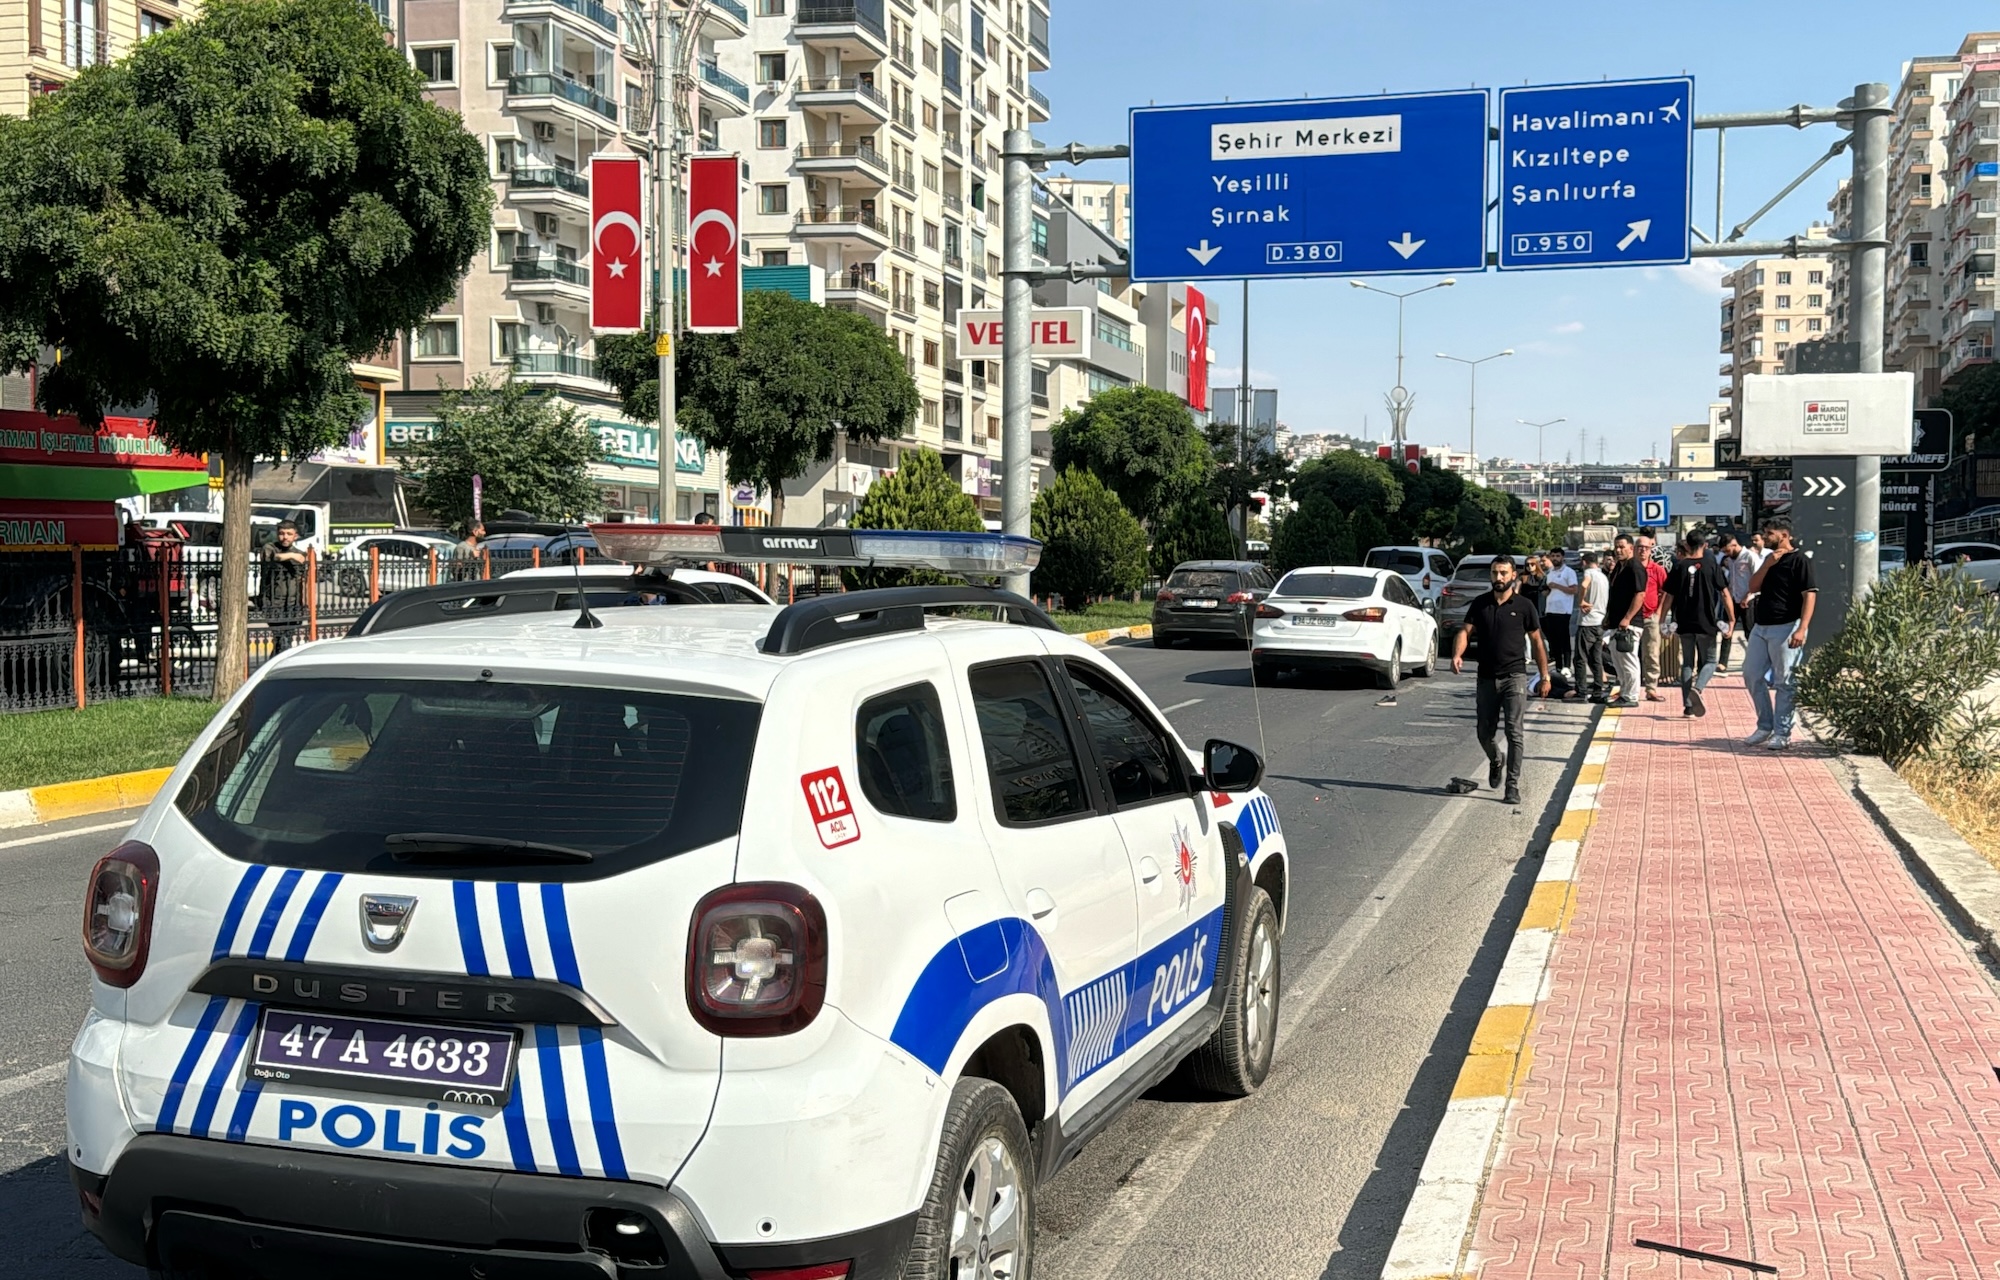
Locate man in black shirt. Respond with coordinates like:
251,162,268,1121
1664,530,1735,718
1451,555,1551,806
1741,517,1817,750
1601,535,1647,708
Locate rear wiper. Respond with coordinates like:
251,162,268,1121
384,833,596,864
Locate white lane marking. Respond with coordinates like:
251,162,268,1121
1159,698,1204,714
0,819,131,852
0,1062,65,1101
1044,778,1484,1280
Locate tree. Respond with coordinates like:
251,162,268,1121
0,0,492,699
1934,362,2000,452
1201,414,1289,545
1148,482,1235,577
1291,450,1403,520
1050,386,1212,525
1391,460,1467,545
1452,485,1521,555
840,447,982,590
1031,468,1148,609
597,292,918,524
1270,494,1355,575
1511,507,1564,555
402,378,604,530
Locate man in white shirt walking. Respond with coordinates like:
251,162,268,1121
1542,547,1580,690
1575,550,1611,701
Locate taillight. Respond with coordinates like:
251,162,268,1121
1344,607,1387,622
687,883,827,1037
1226,590,1254,604
1255,603,1284,619
1156,589,1175,603
83,841,159,988
747,1265,851,1280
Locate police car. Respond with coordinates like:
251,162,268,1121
68,526,1290,1280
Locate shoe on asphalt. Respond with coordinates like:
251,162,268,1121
1765,736,1793,751
1687,687,1707,717
1503,787,1522,807
1488,757,1504,789
1744,729,1773,746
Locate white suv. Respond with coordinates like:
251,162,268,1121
66,527,1290,1280
1363,545,1454,614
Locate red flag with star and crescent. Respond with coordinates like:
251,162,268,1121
589,154,644,334
1185,287,1209,413
687,154,741,334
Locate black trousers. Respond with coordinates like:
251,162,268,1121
1576,625,1607,695
1476,672,1528,790
1542,612,1573,674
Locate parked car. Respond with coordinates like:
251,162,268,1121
1935,542,2000,592
1363,545,1454,613
1151,560,1275,648
1437,554,1500,642
1250,565,1439,688
328,533,462,598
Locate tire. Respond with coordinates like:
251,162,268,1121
901,1077,1035,1280
1375,641,1402,689
1251,660,1277,687
1414,628,1438,678
336,567,366,597
1180,888,1281,1097
1151,631,1172,648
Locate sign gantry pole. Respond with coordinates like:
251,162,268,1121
1001,128,1035,595
1848,80,1892,595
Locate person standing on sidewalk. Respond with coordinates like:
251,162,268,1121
258,520,310,654
1742,518,1817,750
1603,535,1647,709
1576,550,1610,701
1665,530,1735,717
1636,532,1669,702
1451,554,1551,807
1717,531,1765,673
1542,547,1578,691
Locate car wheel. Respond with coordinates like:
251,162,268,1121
1376,642,1402,689
1414,629,1438,678
900,1077,1034,1280
1180,887,1281,1097
336,567,366,596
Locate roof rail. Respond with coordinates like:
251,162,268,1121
759,586,1056,655
346,571,697,636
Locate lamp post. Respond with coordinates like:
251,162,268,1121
1349,278,1455,451
1435,348,1513,482
1517,417,1567,520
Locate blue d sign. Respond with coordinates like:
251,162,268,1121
1638,496,1670,526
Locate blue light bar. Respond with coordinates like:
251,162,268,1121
589,524,1041,577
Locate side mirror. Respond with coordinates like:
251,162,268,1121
1203,738,1264,793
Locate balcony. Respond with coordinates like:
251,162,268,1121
1719,361,1734,377
501,0,616,37
892,230,916,254
698,59,750,115
942,192,963,216
795,2,888,57
508,256,590,301
700,0,748,37
941,134,963,162
513,351,601,383
828,270,892,313
795,76,890,124
893,106,916,135
893,164,916,194
1028,83,1050,122
794,142,890,185
507,74,617,125
507,165,591,220
943,251,965,274
1027,27,1049,70
794,205,891,249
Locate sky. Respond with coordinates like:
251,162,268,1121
1038,0,1983,466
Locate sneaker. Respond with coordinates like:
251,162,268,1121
1744,729,1772,746
1687,687,1707,717
1503,786,1522,807
1488,757,1504,789
1765,736,1792,751
1608,698,1641,709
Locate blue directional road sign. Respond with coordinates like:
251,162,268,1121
1496,77,1693,271
1637,494,1671,526
1128,92,1489,282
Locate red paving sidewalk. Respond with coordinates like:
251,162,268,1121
1471,684,2000,1279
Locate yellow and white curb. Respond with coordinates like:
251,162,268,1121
1079,623,1153,647
1381,710,1621,1280
0,767,173,831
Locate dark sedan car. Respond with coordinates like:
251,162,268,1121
1152,560,1275,648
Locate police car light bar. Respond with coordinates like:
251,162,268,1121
588,524,1041,578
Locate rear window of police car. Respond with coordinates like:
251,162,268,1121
175,677,760,880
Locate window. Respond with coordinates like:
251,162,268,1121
923,279,940,309
491,42,513,83
923,398,940,427
760,248,790,267
1808,270,1824,284
495,228,526,264
758,118,787,149
1095,314,1134,352
493,137,520,174
970,662,1092,824
758,184,788,215
1086,370,1128,397
1776,341,1791,356
922,40,937,71
923,339,939,365
138,9,171,37
411,44,455,85
922,101,938,132
495,321,524,360
413,320,459,359
856,684,955,822
1776,295,1791,310
1774,318,1790,333
757,52,786,83
756,0,785,11
1808,318,1823,332
1064,663,1183,809
1776,271,1792,284
922,162,940,192
924,220,940,249
1031,215,1047,255
1807,294,1824,308
1911,243,1929,267
941,44,961,97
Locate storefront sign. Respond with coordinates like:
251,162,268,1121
0,499,121,549
591,421,705,474
0,411,206,472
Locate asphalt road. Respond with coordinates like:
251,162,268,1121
0,642,1595,1279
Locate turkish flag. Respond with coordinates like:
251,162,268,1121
590,154,644,334
687,154,741,333
1184,288,1208,412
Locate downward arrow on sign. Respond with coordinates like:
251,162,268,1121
1186,240,1222,266
1388,232,1426,260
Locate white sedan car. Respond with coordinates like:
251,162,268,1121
1250,565,1440,688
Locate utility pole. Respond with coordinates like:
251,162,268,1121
1350,278,1455,453
1001,127,1034,593
1519,417,1567,518
1437,348,1513,481
1237,281,1250,549
652,2,680,521
1848,80,1890,593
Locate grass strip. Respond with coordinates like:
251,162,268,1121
1048,600,1155,635
0,697,220,792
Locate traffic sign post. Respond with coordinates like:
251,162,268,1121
1637,494,1670,526
1127,92,1489,281
1883,409,1952,562
1793,456,1858,645
1496,78,1693,271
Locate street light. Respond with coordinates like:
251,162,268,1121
1517,417,1568,519
1435,349,1514,481
1350,278,1455,449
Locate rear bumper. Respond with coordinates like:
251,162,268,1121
1251,645,1383,670
1152,607,1248,637
73,1136,915,1280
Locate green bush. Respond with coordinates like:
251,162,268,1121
1032,468,1148,609
1796,566,2000,766
840,447,982,589
1270,493,1355,575
1148,487,1235,577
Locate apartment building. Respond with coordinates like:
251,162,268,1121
710,0,1052,526
1043,174,1129,244
2,0,186,117
1939,32,2000,396
1883,49,1970,401
1717,241,1834,430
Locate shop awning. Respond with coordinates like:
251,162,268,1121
0,410,209,501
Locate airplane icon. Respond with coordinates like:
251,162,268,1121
1661,98,1682,123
